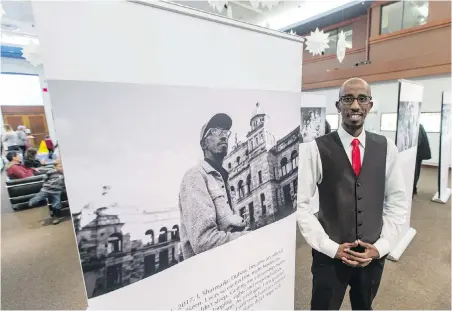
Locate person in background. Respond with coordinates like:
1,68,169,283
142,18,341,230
5,151,35,179
325,119,332,134
16,125,28,155
2,124,19,152
29,160,66,225
413,123,431,195
44,134,55,159
24,128,35,149
23,147,46,169
297,77,408,310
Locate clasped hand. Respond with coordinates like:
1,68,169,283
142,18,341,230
335,240,380,268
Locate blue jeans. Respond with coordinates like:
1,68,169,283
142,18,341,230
29,191,62,210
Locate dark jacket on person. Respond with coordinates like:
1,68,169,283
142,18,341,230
23,157,42,169
41,169,65,194
417,124,431,161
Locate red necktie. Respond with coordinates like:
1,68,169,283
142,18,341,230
352,139,361,176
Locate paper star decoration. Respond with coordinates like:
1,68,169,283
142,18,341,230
208,0,228,13
262,1,280,10
22,41,42,67
226,4,232,18
336,30,353,63
249,0,260,9
305,28,330,56
249,0,279,10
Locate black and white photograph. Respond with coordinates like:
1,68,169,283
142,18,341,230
47,81,302,299
300,107,326,143
396,101,421,153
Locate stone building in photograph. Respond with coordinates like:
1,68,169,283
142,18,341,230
72,195,182,298
223,103,299,230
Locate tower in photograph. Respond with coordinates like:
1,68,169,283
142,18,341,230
223,103,299,230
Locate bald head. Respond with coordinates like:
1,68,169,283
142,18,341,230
339,77,371,97
336,77,373,136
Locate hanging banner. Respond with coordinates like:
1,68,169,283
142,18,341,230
299,93,326,143
389,79,423,261
297,93,327,217
433,91,452,203
31,0,304,308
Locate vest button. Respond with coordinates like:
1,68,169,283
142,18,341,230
357,196,363,200
358,222,363,226
358,209,362,213
358,234,362,239
357,182,361,187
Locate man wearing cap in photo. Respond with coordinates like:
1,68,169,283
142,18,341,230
178,113,248,259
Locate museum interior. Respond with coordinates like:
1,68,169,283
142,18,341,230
1,0,451,310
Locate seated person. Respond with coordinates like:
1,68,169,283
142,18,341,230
5,151,35,179
23,148,46,169
29,160,66,225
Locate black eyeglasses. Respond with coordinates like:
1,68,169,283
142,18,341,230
204,128,231,139
340,95,372,105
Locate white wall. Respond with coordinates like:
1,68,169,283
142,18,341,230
1,57,57,141
307,74,452,166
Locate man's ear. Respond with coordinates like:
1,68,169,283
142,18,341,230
368,101,374,112
335,101,341,113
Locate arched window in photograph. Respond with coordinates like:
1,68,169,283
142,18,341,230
250,140,254,150
228,163,232,169
171,225,180,241
107,233,122,254
246,174,252,193
255,136,259,146
236,156,240,165
260,193,266,215
258,170,263,184
144,229,154,245
238,180,245,198
291,150,298,169
245,149,249,156
158,227,168,243
281,157,289,176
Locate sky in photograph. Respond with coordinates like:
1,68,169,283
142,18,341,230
49,81,301,220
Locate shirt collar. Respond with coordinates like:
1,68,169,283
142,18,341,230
337,124,366,148
201,159,229,179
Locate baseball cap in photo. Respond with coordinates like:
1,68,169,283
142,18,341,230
200,113,232,143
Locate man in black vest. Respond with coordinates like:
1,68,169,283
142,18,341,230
297,77,408,310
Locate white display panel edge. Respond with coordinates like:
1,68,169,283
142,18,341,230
31,0,303,92
432,91,452,204
388,79,423,261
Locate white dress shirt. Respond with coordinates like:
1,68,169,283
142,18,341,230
296,125,408,259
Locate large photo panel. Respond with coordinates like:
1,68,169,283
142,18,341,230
48,81,302,308
389,79,423,261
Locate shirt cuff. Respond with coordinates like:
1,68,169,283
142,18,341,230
320,238,340,259
373,238,390,258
